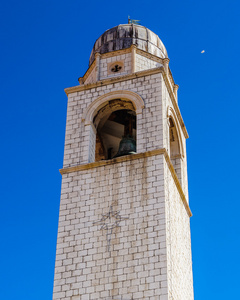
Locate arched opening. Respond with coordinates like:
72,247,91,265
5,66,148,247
169,117,182,184
94,99,136,161
82,91,144,164
169,118,180,157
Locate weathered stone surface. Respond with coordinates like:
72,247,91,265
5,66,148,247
89,24,168,66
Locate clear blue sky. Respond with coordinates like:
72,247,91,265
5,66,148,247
0,0,239,299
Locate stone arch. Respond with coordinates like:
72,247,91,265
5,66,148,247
167,106,184,158
167,106,184,186
82,90,145,126
83,91,144,162
93,98,135,130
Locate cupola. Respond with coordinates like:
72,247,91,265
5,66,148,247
89,24,168,66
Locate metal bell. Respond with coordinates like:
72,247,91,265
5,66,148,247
114,135,136,158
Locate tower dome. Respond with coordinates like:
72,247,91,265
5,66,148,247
89,24,168,66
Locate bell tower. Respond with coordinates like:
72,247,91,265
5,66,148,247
53,24,194,300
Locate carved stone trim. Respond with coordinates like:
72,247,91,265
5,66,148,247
82,60,96,83
162,72,189,139
93,98,135,128
136,48,164,64
59,148,192,218
100,48,131,59
167,106,184,157
64,67,188,139
82,90,145,126
107,61,124,75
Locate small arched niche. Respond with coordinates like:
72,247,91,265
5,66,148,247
94,99,136,161
169,117,182,184
169,118,180,157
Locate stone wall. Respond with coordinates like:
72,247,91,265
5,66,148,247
135,53,162,72
99,53,132,80
53,154,169,300
84,50,165,85
164,159,194,300
63,72,164,168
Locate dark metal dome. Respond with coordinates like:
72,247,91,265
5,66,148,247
89,24,168,66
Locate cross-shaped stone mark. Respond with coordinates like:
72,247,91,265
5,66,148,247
93,205,128,252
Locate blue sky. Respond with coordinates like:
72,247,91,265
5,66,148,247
0,0,239,299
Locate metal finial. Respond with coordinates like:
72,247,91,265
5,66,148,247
128,16,140,25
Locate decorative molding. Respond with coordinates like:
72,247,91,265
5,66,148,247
136,48,164,64
95,52,101,81
162,149,192,217
65,67,188,139
131,45,137,73
173,84,179,97
60,149,166,174
170,154,183,160
82,60,96,83
99,47,132,59
135,49,175,89
82,90,145,126
168,68,175,94
65,67,163,95
78,77,84,85
59,148,192,218
93,99,135,129
81,47,175,104
163,58,170,76
161,71,189,139
167,106,184,157
90,122,96,134
107,60,124,75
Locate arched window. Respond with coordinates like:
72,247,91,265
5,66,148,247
169,117,180,158
169,116,183,185
93,99,136,161
82,90,144,164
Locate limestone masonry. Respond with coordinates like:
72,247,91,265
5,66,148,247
52,24,194,300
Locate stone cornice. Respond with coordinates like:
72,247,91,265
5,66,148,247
136,48,164,64
162,150,192,217
65,67,163,95
64,67,188,138
168,68,175,89
83,47,168,86
99,47,132,59
82,60,96,83
60,148,192,218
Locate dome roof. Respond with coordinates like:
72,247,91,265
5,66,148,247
89,24,168,66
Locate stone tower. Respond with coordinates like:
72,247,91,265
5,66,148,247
53,24,194,300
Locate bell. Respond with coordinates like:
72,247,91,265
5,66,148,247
114,135,136,158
